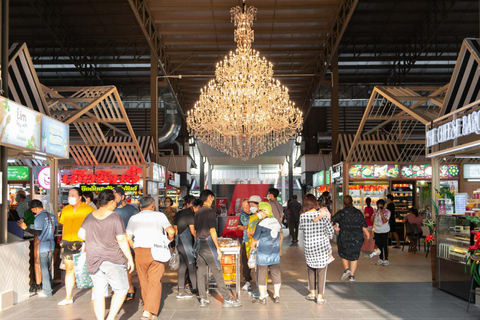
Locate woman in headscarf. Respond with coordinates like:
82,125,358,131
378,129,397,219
300,194,333,304
331,195,370,282
250,202,282,305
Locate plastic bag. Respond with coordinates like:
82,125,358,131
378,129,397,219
73,251,93,289
248,249,257,269
169,248,180,270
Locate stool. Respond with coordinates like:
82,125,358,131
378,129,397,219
467,254,480,312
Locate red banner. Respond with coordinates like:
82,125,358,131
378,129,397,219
216,198,228,210
221,216,243,238
228,184,270,215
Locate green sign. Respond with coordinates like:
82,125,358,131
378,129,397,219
326,170,330,185
8,166,30,181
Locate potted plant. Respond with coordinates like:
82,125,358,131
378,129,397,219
425,234,437,285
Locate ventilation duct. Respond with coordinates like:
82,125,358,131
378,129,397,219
158,92,182,148
172,140,184,156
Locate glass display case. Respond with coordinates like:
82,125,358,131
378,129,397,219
437,215,477,300
391,182,414,217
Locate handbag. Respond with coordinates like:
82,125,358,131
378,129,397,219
248,248,257,269
361,238,376,254
73,246,93,289
169,235,180,270
151,232,171,262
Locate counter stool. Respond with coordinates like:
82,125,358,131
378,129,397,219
467,254,480,312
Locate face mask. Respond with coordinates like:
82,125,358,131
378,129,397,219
257,212,263,219
165,202,171,206
250,206,258,214
68,197,78,206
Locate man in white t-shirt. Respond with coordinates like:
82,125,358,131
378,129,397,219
126,196,174,320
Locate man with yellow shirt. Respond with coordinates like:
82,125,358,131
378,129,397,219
58,187,94,306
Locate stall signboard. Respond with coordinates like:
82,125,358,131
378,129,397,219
150,163,165,183
439,164,460,179
326,170,330,185
41,116,69,158
80,184,139,193
37,166,61,190
147,181,159,195
221,216,243,238
0,97,41,151
7,166,30,181
62,166,142,185
216,198,228,210
349,164,399,180
313,171,325,187
331,163,343,182
400,164,432,179
464,164,480,179
349,163,459,180
167,172,180,188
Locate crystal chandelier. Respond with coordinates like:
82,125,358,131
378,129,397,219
186,1,303,161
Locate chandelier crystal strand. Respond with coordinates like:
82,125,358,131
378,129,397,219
186,1,303,161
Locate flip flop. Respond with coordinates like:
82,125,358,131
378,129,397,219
126,287,137,302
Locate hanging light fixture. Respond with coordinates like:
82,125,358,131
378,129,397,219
186,0,303,161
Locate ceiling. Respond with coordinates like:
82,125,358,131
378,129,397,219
7,0,480,158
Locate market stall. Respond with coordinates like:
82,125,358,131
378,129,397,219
312,170,330,197
206,238,241,297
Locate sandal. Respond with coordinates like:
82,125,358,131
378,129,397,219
305,294,316,301
126,287,137,302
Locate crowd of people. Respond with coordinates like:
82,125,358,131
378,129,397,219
12,185,428,319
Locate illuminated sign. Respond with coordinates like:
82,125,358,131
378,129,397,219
8,166,30,181
80,184,139,192
426,109,480,147
41,115,69,158
38,166,61,190
62,166,141,185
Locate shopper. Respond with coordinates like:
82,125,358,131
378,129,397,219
58,187,94,306
246,195,262,298
164,197,177,226
192,198,203,212
194,189,243,308
331,195,370,282
364,197,374,233
251,202,283,304
322,191,332,212
287,195,302,243
17,200,57,297
174,195,197,299
113,186,138,300
15,190,29,219
299,194,333,304
267,188,284,253
126,196,174,319
387,194,400,248
404,207,423,251
373,199,391,266
78,189,134,320
238,198,253,291
83,191,97,210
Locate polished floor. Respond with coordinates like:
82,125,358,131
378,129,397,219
1,230,480,320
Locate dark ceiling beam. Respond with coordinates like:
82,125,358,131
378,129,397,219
149,3,341,11
154,17,335,24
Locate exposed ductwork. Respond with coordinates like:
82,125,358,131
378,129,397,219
158,92,182,148
171,140,184,156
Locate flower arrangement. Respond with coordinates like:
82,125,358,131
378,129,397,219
466,231,480,285
425,234,436,245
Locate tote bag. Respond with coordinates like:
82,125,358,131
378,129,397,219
73,249,93,289
151,232,171,262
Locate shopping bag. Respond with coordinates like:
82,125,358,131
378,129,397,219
72,251,93,289
169,248,180,270
248,249,257,269
361,239,376,254
151,233,171,262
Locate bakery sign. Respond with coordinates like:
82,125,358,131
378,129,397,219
426,109,480,147
62,166,141,185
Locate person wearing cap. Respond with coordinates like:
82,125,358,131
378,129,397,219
113,186,138,301
245,195,263,298
238,198,252,292
18,200,57,297
193,189,243,308
251,202,283,304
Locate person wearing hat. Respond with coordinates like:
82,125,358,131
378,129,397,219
113,186,138,301
251,202,283,304
18,200,57,297
244,195,263,298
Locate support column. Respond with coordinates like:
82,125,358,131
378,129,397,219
331,53,340,164
0,0,9,244
199,149,205,192
281,174,286,205
49,159,58,215
288,144,294,200
207,164,212,190
431,158,440,209
150,51,159,163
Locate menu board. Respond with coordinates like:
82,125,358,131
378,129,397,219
312,171,324,187
400,164,432,179
41,115,69,158
326,170,331,185
464,164,480,179
7,166,30,181
348,164,460,180
0,97,41,151
439,164,460,179
349,164,399,180
455,193,468,214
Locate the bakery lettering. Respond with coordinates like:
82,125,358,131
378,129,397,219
62,166,141,185
426,109,480,147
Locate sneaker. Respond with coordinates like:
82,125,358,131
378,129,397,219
369,248,381,258
349,275,355,282
242,281,251,291
375,259,384,266
37,291,49,298
327,255,335,264
383,260,390,266
58,299,73,306
316,297,326,304
340,269,351,280
199,299,211,307
273,296,280,303
252,297,266,305
223,298,243,308
176,292,193,299
185,285,192,295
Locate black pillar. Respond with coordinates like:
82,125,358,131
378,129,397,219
288,142,294,200
199,149,205,192
0,0,9,244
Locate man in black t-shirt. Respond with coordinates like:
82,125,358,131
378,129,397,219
194,189,242,308
386,194,401,248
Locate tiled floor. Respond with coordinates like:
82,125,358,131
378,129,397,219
1,231,480,319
